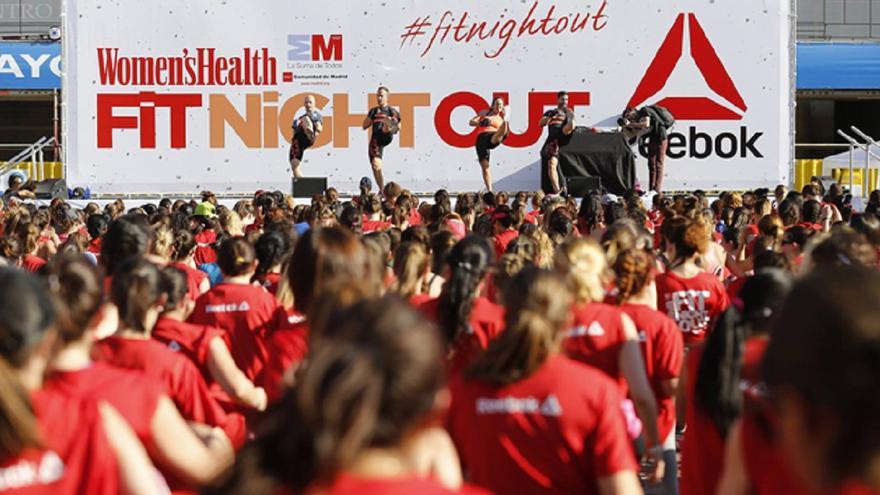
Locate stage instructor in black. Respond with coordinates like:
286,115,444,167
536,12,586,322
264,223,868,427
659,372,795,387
620,105,675,193
289,94,324,178
362,86,401,191
539,91,576,194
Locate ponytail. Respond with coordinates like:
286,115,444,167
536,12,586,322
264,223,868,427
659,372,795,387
553,238,606,305
695,269,792,436
171,229,196,262
391,242,428,298
613,248,655,304
467,268,571,386
110,259,164,333
437,236,493,345
214,296,443,494
0,268,56,458
44,255,104,344
217,237,256,277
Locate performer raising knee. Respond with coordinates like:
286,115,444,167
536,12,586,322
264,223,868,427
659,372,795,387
539,91,576,194
289,94,323,178
362,86,401,191
470,97,510,192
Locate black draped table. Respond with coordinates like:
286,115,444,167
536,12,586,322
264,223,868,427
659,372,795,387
540,129,637,196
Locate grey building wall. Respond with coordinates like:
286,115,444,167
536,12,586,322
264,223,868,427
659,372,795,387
798,0,880,40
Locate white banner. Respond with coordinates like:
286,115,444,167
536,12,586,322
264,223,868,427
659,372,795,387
64,0,793,194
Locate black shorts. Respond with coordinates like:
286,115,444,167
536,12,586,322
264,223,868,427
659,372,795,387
369,131,394,161
289,130,315,162
475,132,502,161
540,138,560,160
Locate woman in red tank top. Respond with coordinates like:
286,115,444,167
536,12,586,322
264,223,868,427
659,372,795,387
0,267,164,495
682,269,792,495
656,216,730,346
553,238,664,475
760,268,880,495
613,247,685,495
213,296,476,495
42,255,235,490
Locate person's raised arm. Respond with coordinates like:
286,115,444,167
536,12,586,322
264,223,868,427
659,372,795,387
563,111,576,136
538,113,551,127
469,110,487,127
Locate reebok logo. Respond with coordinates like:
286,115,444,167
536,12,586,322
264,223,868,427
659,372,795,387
205,301,251,313
628,13,764,159
627,13,747,121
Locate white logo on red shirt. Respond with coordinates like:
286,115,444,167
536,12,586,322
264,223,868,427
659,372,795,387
665,289,711,334
0,451,64,490
205,301,251,313
476,394,563,417
563,321,606,338
168,340,181,352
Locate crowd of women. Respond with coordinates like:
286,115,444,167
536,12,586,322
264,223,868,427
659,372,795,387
0,178,877,494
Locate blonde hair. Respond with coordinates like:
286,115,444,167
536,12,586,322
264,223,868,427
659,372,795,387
467,268,571,385
525,229,554,269
151,225,174,260
553,238,606,305
220,210,244,237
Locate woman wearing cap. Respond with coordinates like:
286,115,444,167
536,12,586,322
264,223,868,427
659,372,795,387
470,97,510,192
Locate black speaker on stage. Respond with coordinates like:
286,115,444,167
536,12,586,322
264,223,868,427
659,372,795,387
292,177,327,198
35,179,67,199
566,176,601,198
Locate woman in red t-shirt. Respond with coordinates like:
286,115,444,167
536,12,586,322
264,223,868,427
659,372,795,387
215,296,477,495
251,230,289,296
41,255,235,490
262,226,376,402
656,216,730,346
418,236,505,377
157,266,267,411
389,241,432,305
190,237,289,385
448,268,641,495
613,247,685,495
0,267,163,495
168,229,210,299
96,259,247,449
758,268,880,495
554,238,663,470
682,269,793,495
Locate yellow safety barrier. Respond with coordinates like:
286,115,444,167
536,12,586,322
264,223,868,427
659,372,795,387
0,162,64,180
794,159,824,192
831,168,879,193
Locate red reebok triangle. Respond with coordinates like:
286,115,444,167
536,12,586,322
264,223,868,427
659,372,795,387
626,13,748,121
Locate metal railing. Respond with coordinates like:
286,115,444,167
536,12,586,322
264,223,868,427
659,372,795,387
0,136,56,182
831,127,880,196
